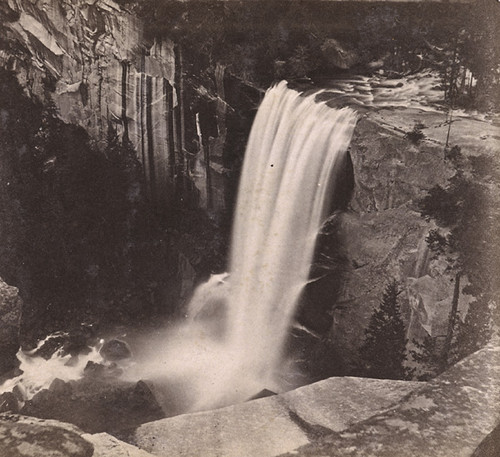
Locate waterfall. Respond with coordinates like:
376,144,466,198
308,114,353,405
1,81,357,413
184,81,357,409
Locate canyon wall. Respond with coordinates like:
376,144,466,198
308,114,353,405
1,0,184,209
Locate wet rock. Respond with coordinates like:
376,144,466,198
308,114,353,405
0,278,22,376
0,392,19,413
33,335,66,360
83,361,122,379
99,339,131,361
21,377,165,434
34,329,96,360
12,385,26,403
286,326,345,383
48,378,72,397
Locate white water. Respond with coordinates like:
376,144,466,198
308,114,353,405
151,81,358,410
0,333,104,402
225,81,357,384
1,81,357,412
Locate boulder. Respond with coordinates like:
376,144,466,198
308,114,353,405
83,361,123,378
0,413,156,457
0,413,93,457
0,278,22,376
280,344,500,457
99,339,132,361
33,328,96,360
21,378,164,434
0,392,19,413
82,432,155,457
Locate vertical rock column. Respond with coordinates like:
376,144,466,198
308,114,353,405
128,40,178,211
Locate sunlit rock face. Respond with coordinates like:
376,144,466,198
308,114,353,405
2,0,178,206
133,376,422,457
326,116,461,371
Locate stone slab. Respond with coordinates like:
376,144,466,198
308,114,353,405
133,377,422,457
281,344,500,457
83,432,156,457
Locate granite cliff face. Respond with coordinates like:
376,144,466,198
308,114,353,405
0,277,22,375
322,108,498,372
2,0,181,208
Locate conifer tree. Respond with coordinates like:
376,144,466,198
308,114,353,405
359,280,412,380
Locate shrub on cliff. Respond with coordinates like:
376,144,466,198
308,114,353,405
358,280,413,380
404,123,426,145
417,149,499,370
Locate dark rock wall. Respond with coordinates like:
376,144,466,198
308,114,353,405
0,278,22,375
1,0,181,209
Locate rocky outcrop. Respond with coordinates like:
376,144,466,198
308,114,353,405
0,277,22,376
0,414,94,457
131,344,500,457
324,112,473,370
20,377,165,434
133,376,422,457
0,413,156,457
280,343,500,457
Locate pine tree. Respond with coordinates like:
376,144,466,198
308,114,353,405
452,297,494,363
359,280,412,380
418,151,499,367
410,335,441,381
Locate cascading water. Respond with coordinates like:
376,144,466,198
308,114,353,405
0,81,357,414
173,81,358,409
224,81,357,384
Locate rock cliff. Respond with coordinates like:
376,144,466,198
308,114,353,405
2,0,180,207
2,0,497,379
324,108,497,372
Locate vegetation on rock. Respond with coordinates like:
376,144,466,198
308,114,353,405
412,147,499,377
0,69,224,344
358,280,413,380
